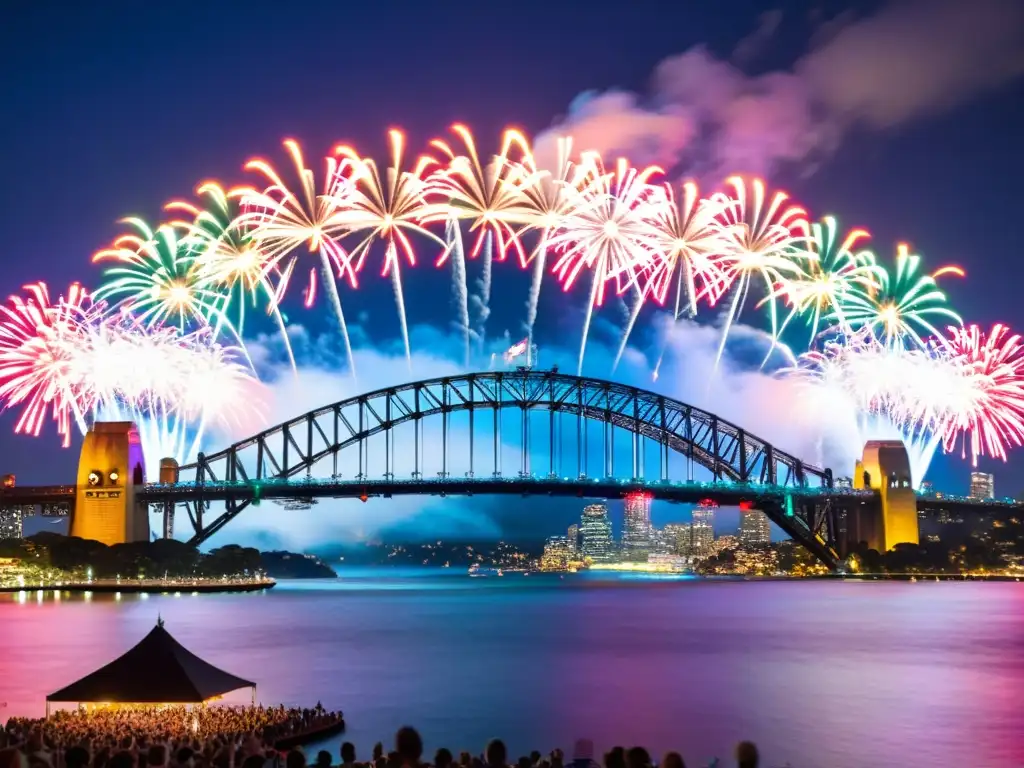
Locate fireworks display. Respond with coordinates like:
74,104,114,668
0,123,1018,482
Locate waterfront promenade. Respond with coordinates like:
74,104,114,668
0,577,275,594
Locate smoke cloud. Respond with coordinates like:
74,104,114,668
203,317,862,550
536,0,1024,178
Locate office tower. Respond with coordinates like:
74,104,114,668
567,524,579,555
739,508,772,548
0,506,24,539
580,504,613,562
662,522,691,555
540,536,572,571
969,472,994,500
691,502,716,556
622,492,653,561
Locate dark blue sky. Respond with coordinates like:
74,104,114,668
3,0,1024,508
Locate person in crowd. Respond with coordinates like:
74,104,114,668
432,749,452,768
315,751,332,768
660,752,684,768
339,743,358,768
483,740,505,768
393,729,421,768
286,750,306,768
734,742,758,768
602,748,624,768
624,747,650,768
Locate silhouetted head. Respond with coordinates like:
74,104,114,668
434,749,452,768
394,728,422,766
286,750,307,768
735,742,758,768
660,753,684,768
316,752,332,768
340,744,356,765
625,748,650,768
484,740,506,768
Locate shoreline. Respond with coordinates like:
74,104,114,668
0,579,276,594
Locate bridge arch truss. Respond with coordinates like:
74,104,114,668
162,370,837,561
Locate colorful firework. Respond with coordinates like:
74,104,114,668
331,130,444,365
236,139,357,375
165,181,296,372
634,181,728,374
546,154,662,373
840,243,962,350
505,135,585,347
766,216,883,346
428,126,532,346
0,282,95,446
711,177,810,368
938,324,1024,465
93,218,232,334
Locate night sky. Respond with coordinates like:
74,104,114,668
3,0,1024,543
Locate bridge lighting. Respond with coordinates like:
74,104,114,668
108,470,119,484
359,493,368,503
738,500,754,511
785,494,795,517
87,471,102,487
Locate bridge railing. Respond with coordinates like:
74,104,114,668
139,475,876,498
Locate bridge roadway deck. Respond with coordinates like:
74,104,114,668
135,476,870,506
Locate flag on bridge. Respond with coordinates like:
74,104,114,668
504,338,529,363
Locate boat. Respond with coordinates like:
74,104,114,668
468,564,501,577
909,576,917,582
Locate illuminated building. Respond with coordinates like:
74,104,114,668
622,492,652,561
662,522,691,555
567,524,579,555
834,476,853,489
70,422,148,546
969,472,994,500
691,501,716,556
540,536,572,571
0,506,24,539
580,504,613,562
739,508,771,548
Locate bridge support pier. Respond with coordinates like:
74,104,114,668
70,422,148,545
850,440,919,552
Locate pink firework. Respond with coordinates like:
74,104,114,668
0,282,96,446
939,323,1024,465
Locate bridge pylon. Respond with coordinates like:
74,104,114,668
69,422,148,545
851,440,919,552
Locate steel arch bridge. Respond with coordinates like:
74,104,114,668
141,370,842,564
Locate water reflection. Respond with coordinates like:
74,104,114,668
1,570,1022,768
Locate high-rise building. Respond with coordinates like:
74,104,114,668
0,506,24,540
969,472,994,500
622,492,653,561
739,509,772,548
691,502,716,556
662,522,691,555
540,536,572,571
580,504,613,562
567,524,579,555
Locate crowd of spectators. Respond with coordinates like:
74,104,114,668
1,704,343,768
1,719,762,768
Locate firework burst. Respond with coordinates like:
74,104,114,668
840,243,961,350
93,218,232,334
166,181,295,371
546,155,662,373
236,139,357,375
711,177,810,368
331,130,444,364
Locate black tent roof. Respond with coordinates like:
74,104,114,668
48,620,255,703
